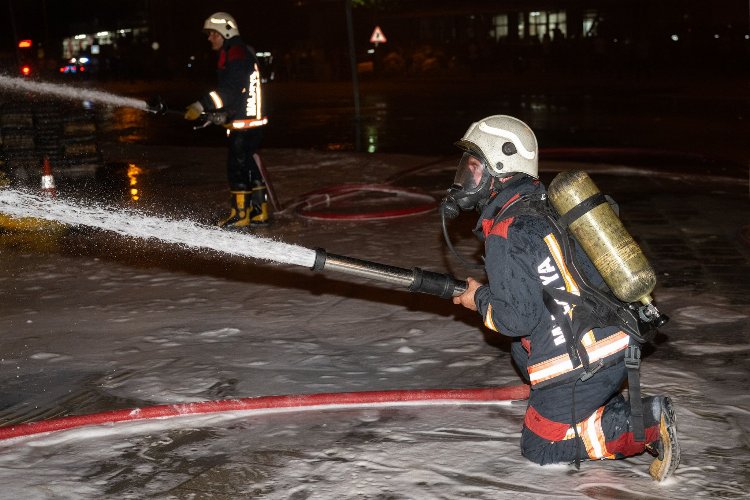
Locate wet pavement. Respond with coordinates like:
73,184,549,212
0,72,749,497
92,72,749,166
0,143,748,497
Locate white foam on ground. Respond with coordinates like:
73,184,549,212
0,152,746,498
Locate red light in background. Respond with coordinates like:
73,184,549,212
18,39,32,48
21,65,31,76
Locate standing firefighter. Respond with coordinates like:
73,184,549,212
447,115,679,480
185,12,270,228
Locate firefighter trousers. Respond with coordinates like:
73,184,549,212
227,128,263,190
521,391,661,465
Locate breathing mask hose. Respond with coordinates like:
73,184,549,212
440,196,485,271
312,248,466,299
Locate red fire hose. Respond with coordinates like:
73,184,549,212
0,385,529,442
283,147,727,221
291,183,438,221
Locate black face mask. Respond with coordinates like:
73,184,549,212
438,154,493,270
441,182,489,218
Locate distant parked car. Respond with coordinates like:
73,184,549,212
58,57,90,76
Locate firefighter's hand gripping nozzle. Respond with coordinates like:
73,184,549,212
311,248,467,299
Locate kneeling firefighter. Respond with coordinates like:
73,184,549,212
447,115,679,481
185,12,270,228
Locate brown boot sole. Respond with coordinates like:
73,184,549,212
649,398,680,481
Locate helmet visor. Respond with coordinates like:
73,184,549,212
453,153,490,195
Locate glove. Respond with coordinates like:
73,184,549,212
184,101,204,121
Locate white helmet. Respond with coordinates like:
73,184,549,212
203,12,240,39
455,115,538,178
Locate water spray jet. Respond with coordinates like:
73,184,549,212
0,189,467,298
0,75,150,111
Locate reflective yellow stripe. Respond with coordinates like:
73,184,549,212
557,407,614,459
209,91,223,109
543,233,579,331
228,117,268,129
528,331,629,384
528,352,574,384
585,332,629,362
582,330,596,346
581,406,614,459
562,423,581,441
244,64,263,119
254,64,263,118
484,304,498,332
543,234,580,296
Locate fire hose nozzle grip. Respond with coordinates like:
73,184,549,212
145,95,168,115
312,248,328,271
410,267,467,299
310,248,465,299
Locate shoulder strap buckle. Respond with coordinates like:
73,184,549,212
624,345,641,370
579,359,604,382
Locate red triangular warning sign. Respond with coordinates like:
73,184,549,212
370,26,387,44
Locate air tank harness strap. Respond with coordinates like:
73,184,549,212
625,345,646,442
541,191,648,442
557,192,608,228
559,192,620,228
544,295,647,444
542,288,591,375
540,218,648,444
526,194,647,445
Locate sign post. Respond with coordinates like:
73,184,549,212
345,0,362,152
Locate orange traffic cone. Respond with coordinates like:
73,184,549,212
41,156,57,198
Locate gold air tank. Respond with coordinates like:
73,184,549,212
547,170,656,305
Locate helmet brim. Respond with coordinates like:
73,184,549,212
454,139,490,167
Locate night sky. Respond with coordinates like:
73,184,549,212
2,1,747,70
4,0,137,53
2,1,313,55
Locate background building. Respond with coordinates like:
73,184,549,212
2,0,748,80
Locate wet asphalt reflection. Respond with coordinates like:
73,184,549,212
95,77,748,167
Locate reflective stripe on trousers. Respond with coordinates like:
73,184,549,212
524,404,614,460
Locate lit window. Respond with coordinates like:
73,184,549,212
583,10,598,37
549,11,566,38
527,11,548,38
492,14,508,40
